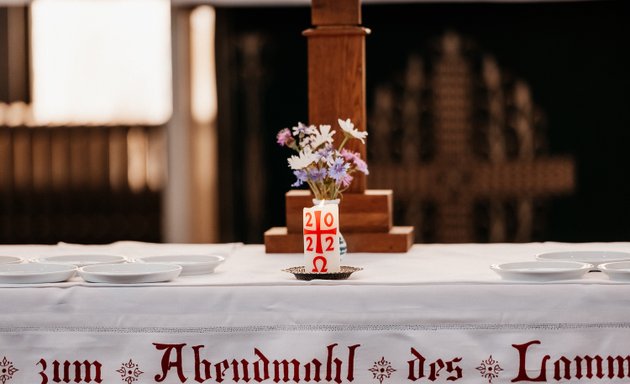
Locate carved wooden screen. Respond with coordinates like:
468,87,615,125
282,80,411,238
368,32,574,243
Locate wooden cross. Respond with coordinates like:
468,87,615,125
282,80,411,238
264,0,414,253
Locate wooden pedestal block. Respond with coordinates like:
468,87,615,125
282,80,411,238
264,226,414,253
286,189,392,233
264,189,414,253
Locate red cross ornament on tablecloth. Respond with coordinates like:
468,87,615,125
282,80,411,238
303,203,341,273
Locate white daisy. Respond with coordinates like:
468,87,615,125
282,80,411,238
309,124,336,149
287,148,317,170
338,118,368,143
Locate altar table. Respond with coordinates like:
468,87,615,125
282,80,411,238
2,241,630,384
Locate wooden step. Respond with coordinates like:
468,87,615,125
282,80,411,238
264,226,414,253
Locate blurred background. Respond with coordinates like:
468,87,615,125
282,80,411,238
0,0,628,245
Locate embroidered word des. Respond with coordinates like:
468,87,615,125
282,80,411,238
303,204,341,273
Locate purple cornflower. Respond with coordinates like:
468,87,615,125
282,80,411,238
328,157,350,182
308,168,327,183
316,145,334,163
291,169,308,187
276,128,293,146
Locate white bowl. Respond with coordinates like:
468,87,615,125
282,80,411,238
536,251,630,268
0,263,77,284
136,254,225,276
491,261,593,282
599,261,630,281
34,254,127,267
78,263,182,284
0,255,23,265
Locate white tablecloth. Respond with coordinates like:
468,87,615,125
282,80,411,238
2,242,630,384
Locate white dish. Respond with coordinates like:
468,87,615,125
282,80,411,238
34,254,127,267
0,256,23,265
490,261,593,282
599,261,630,281
0,263,77,284
78,263,182,284
536,251,630,268
136,254,225,276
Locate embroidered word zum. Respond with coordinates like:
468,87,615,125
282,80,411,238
37,359,102,384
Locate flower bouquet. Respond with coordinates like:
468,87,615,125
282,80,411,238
276,118,369,200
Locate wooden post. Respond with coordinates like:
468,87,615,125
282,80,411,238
303,0,367,192
264,0,414,253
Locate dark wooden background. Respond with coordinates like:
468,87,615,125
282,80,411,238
1,1,628,244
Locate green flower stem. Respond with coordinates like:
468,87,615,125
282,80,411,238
338,136,350,151
307,180,322,200
329,183,338,200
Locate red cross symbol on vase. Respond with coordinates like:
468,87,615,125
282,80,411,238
304,210,337,253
